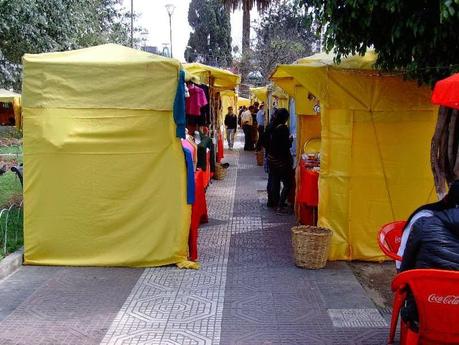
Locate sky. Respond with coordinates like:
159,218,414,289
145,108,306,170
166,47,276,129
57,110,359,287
122,0,258,62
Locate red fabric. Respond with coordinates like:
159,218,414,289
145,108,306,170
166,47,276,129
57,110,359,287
298,204,317,226
377,220,406,261
186,85,208,116
189,170,208,261
432,73,459,109
389,269,459,345
217,134,224,163
297,161,319,206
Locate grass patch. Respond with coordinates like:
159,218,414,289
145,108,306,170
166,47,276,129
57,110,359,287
0,206,23,259
0,172,22,208
0,145,22,155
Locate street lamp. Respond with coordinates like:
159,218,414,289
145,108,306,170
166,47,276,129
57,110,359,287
130,0,134,48
165,3,175,58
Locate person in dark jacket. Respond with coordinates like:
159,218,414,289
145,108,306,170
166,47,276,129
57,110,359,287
224,106,237,150
400,204,459,331
267,108,293,212
397,180,459,269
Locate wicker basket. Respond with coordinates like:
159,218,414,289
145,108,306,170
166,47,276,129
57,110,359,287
214,164,226,180
256,150,264,166
291,225,333,269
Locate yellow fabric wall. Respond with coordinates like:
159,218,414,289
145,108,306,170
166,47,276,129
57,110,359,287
317,72,436,261
22,44,191,267
272,61,436,261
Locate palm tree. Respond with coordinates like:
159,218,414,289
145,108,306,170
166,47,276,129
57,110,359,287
222,0,272,54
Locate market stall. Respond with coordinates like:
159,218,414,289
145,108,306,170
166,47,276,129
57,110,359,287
0,88,21,127
237,96,250,109
22,44,194,267
271,51,437,261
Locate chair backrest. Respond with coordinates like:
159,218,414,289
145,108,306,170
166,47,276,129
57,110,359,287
392,269,459,344
377,220,406,260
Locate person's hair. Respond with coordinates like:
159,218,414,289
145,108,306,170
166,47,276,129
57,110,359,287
444,180,459,208
228,106,233,111
259,104,264,109
242,106,247,110
254,101,259,107
274,108,289,124
249,105,254,111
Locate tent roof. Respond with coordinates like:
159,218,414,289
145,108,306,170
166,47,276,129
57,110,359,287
271,50,431,110
0,89,20,103
23,43,179,67
250,86,268,102
183,63,240,90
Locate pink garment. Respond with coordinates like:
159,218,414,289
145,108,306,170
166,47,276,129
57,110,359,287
181,138,197,169
186,85,208,116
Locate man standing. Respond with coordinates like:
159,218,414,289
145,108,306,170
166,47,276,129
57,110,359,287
224,106,237,150
240,106,253,151
256,104,265,150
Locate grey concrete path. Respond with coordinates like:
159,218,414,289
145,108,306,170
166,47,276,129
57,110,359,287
0,134,392,345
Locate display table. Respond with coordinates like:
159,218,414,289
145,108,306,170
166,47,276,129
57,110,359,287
297,159,319,225
189,169,208,261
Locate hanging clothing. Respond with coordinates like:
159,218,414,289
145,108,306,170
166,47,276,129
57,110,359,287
186,84,208,116
182,146,195,205
173,70,186,139
182,138,197,171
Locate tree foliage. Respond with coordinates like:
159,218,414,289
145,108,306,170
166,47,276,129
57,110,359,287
303,0,459,86
186,0,233,67
0,0,134,90
253,0,318,83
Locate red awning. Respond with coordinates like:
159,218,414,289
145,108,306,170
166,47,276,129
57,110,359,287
432,73,459,109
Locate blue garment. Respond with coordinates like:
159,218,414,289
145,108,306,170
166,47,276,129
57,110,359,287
256,109,265,126
182,147,195,205
173,70,186,138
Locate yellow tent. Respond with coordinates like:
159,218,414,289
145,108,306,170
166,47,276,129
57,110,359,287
271,51,437,261
183,63,240,90
22,44,192,267
250,86,268,104
237,97,250,108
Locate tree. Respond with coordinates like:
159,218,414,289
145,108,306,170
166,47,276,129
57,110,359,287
185,0,232,67
303,0,459,86
222,0,273,54
253,0,318,83
0,0,134,91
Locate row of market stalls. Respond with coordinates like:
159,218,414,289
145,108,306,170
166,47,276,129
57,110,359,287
268,51,437,261
21,44,240,268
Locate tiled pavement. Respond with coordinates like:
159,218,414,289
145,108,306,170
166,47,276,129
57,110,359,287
0,134,392,344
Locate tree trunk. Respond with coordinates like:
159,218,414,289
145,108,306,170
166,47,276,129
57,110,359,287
242,1,250,53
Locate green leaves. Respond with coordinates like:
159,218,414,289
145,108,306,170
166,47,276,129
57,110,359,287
0,0,133,90
302,0,459,86
186,0,232,67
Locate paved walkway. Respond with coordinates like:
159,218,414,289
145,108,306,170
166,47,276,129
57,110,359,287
0,135,392,345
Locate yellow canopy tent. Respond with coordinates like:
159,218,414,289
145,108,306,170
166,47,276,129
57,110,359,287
22,44,192,267
271,51,437,261
183,63,240,90
250,86,268,104
237,97,250,108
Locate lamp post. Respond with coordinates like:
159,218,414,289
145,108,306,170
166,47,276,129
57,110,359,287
130,0,134,48
165,3,175,58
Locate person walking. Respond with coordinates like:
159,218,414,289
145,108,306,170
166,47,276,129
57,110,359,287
224,106,237,150
267,108,293,212
255,104,265,150
241,106,254,151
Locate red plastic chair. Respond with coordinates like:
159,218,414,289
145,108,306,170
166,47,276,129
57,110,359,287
389,269,459,345
377,221,406,261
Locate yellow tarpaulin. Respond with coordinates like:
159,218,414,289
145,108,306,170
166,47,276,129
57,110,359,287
237,97,250,108
183,63,240,90
22,44,192,267
272,51,437,261
250,86,268,104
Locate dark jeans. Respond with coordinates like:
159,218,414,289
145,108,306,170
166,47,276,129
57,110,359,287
256,125,264,151
269,168,293,207
242,124,253,150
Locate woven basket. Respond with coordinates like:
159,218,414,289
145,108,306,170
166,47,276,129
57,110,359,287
214,164,226,180
291,225,333,269
256,150,264,166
